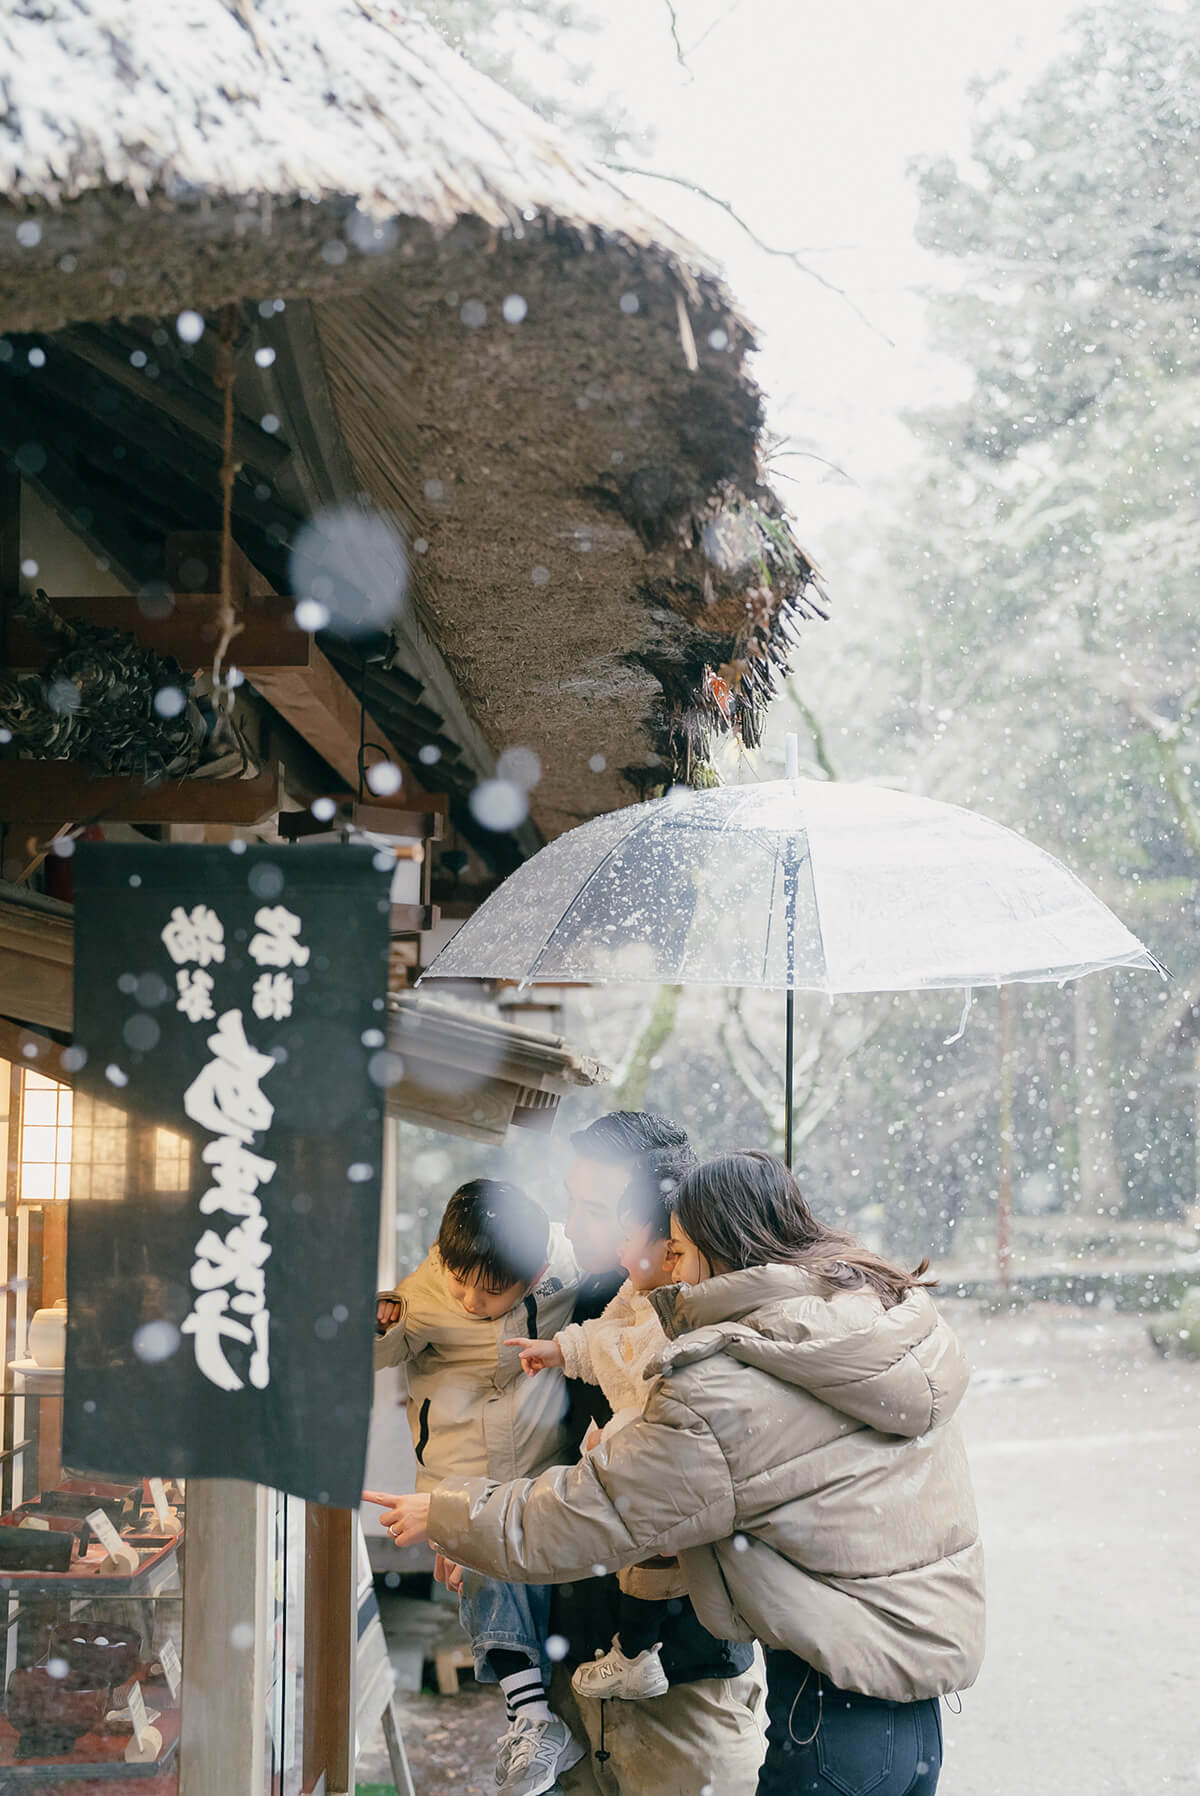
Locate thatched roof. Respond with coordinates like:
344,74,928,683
0,0,826,842
0,0,713,298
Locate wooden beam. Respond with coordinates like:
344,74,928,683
0,763,284,826
390,903,440,933
162,534,446,815
59,326,292,475
0,891,73,1031
164,532,277,601
278,804,444,842
249,646,446,814
0,466,18,627
5,592,311,673
7,351,300,545
0,1016,70,1072
0,411,148,592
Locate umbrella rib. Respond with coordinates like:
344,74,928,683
761,849,782,984
522,809,655,986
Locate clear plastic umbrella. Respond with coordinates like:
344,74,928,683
424,749,1160,1161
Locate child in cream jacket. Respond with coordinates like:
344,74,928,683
507,1171,687,1702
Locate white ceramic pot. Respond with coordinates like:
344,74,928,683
27,1303,67,1368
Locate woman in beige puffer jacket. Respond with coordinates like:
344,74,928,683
376,1152,985,1796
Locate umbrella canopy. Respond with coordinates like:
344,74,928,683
423,777,1158,995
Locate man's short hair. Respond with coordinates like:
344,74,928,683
572,1112,696,1240
437,1179,549,1294
570,1111,693,1165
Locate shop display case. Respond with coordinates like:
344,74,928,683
0,1413,184,1786
0,1062,185,1791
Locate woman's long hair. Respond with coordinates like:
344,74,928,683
673,1151,935,1311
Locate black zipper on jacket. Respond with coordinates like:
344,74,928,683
523,1294,539,1338
414,1396,431,1466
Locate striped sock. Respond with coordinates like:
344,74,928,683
498,1664,552,1726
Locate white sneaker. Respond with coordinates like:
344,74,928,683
495,1714,585,1796
571,1636,669,1701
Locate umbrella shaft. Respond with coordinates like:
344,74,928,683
785,988,795,1168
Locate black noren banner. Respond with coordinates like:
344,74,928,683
65,844,392,1507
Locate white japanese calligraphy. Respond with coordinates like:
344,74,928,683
176,967,215,1023
181,1010,277,1393
249,906,310,969
175,899,308,1397
252,971,294,1021
161,904,225,968
191,1213,271,1312
198,1138,277,1218
181,1291,270,1393
183,1011,276,1145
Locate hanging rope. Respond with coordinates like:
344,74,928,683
211,303,244,741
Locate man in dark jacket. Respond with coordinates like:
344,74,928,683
551,1112,765,1796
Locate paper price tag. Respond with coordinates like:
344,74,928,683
159,1639,182,1702
86,1507,125,1559
127,1676,150,1750
148,1479,171,1527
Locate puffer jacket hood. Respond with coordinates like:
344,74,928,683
650,1267,968,1437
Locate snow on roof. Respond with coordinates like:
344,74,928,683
0,0,701,260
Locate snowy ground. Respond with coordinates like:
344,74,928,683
358,1303,1200,1795
941,1301,1200,1796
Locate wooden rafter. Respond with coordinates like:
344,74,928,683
0,763,285,826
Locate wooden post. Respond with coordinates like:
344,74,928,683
0,470,22,884
302,1504,356,1794
180,1480,271,1796
997,987,1013,1295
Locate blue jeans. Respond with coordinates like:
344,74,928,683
458,1571,553,1683
759,1649,943,1795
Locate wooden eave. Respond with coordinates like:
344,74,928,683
383,991,609,1144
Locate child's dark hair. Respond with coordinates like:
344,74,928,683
437,1179,549,1294
616,1148,689,1244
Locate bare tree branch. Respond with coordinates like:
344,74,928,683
602,163,896,347
685,0,748,56
719,992,783,1140
1121,689,1200,856
789,687,840,782
663,0,690,72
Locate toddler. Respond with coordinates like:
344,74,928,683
374,1179,584,1796
506,1171,686,1702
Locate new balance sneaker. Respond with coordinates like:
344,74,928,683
495,1714,585,1796
570,1636,669,1701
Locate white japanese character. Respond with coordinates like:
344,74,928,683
175,967,216,1023
249,1310,270,1390
251,972,294,1021
161,904,225,968
198,1138,276,1218
190,1214,271,1309
183,1010,275,1145
249,906,310,969
181,1290,254,1393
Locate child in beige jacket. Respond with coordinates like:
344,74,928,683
506,1170,686,1703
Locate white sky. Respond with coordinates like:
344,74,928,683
568,0,1081,553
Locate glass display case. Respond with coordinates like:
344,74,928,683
1,1060,184,1791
